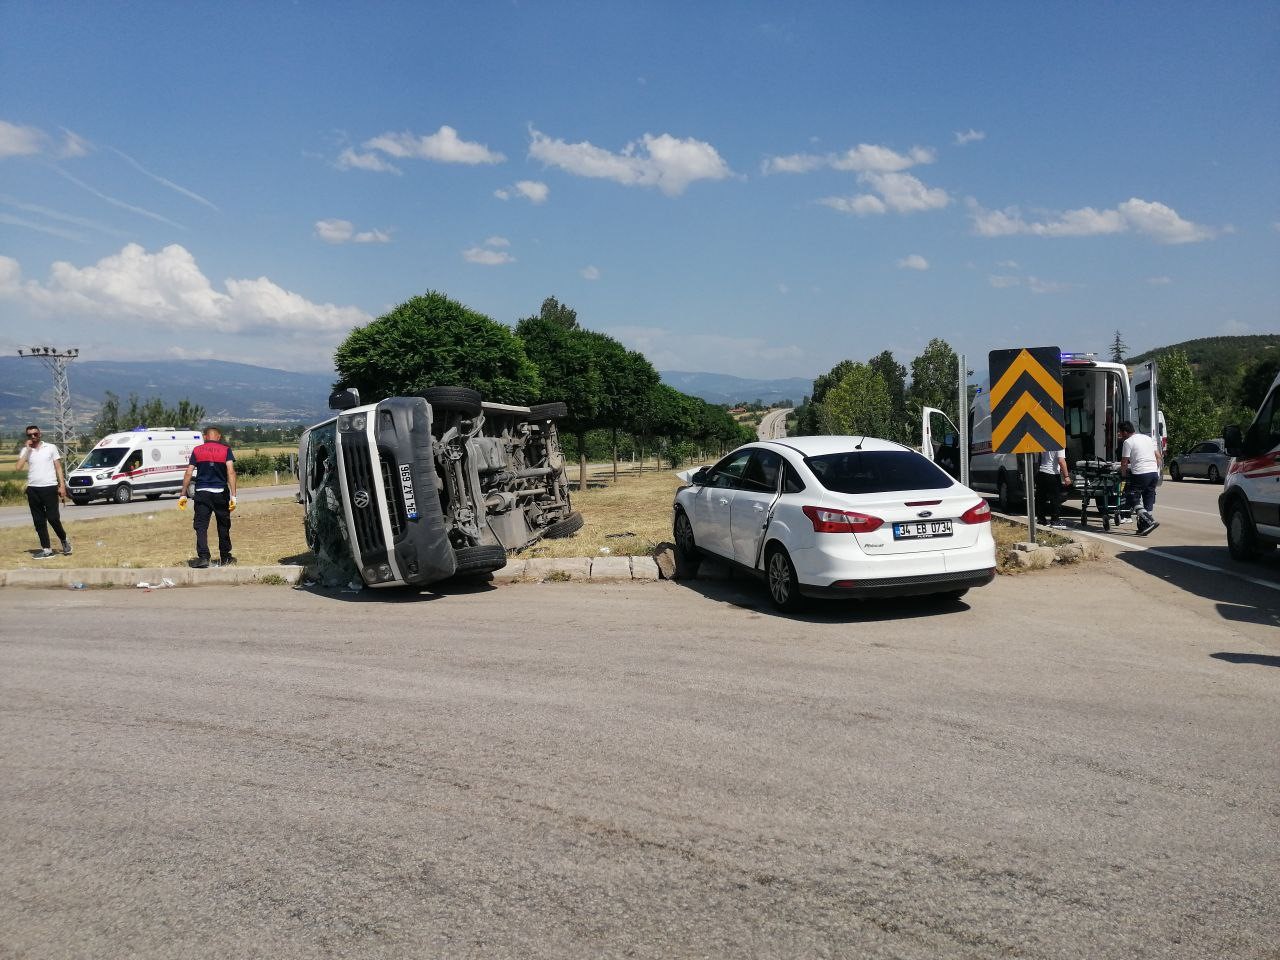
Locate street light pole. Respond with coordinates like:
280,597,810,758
18,346,81,457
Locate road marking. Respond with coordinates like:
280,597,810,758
1157,504,1220,517
1065,526,1280,594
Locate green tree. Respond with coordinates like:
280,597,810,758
907,338,959,436
334,291,541,403
1110,330,1127,363
94,392,206,435
537,295,579,330
795,359,854,435
868,349,910,443
1158,349,1219,455
1236,355,1280,412
820,364,893,437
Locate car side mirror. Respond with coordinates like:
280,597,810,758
691,467,710,486
1222,424,1243,458
329,387,361,411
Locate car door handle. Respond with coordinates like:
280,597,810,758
718,497,730,505
753,503,764,511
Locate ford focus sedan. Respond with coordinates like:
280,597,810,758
673,436,996,611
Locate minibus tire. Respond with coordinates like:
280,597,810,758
113,484,133,504
420,386,482,416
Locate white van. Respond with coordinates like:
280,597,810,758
1221,370,1280,560
925,353,1161,511
66,427,203,505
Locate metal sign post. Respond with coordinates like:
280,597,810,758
1023,453,1037,540
957,353,970,489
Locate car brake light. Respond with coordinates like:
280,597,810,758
960,500,991,524
802,504,884,533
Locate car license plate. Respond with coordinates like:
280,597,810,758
893,520,952,540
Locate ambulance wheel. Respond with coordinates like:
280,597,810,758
113,484,133,504
71,496,90,506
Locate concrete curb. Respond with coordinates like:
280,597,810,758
0,556,670,589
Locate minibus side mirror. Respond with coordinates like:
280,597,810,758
329,387,361,411
1222,424,1244,458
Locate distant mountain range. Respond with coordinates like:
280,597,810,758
0,358,335,430
658,371,813,406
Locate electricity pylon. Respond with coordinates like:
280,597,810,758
18,346,81,456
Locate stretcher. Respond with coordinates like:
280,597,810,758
1076,460,1131,531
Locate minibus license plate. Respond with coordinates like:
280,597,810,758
893,520,952,540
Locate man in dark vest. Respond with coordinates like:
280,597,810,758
179,426,238,567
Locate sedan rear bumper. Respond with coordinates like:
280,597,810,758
801,566,995,599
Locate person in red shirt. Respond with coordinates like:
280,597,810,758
179,427,238,567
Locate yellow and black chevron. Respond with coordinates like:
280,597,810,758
988,346,1065,454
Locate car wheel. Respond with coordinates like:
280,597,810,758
419,386,482,416
529,401,568,420
544,511,584,539
765,545,804,612
113,484,133,504
1226,502,1262,562
997,472,1016,513
452,543,508,577
673,509,702,576
1169,462,1182,481
1207,465,1221,484
70,495,89,506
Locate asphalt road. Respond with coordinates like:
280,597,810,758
2,564,1276,959
757,408,789,440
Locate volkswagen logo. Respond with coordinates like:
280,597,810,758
917,510,933,518
353,489,371,509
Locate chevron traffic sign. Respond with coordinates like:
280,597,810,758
988,346,1066,454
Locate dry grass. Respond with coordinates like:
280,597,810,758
0,499,311,570
524,467,683,560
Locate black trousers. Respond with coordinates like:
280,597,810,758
26,485,67,549
193,490,232,559
1034,473,1063,524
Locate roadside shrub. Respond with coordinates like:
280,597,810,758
666,441,697,469
235,453,274,476
0,480,23,505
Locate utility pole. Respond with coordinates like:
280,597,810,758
18,346,81,457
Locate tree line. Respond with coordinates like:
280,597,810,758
333,292,756,483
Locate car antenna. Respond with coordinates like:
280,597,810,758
854,435,865,449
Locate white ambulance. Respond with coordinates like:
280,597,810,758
66,427,203,505
1221,370,1280,560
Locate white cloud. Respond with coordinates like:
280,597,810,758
108,146,218,211
612,324,806,379
1147,276,1172,285
493,188,510,200
819,171,949,217
580,265,600,280
0,212,85,242
314,218,390,244
777,283,789,294
484,235,510,248
363,125,505,165
515,180,549,203
988,275,1020,288
763,142,934,175
897,254,929,271
0,243,371,334
954,129,986,146
996,259,1019,268
968,196,1215,243
528,127,732,196
50,165,185,228
59,129,91,158
336,148,401,174
819,194,886,216
0,120,48,158
463,246,514,265
0,196,129,238
1027,276,1070,294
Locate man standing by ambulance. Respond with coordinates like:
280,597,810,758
1118,420,1162,536
179,426,237,567
16,424,71,558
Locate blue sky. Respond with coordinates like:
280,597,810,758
2,1,1277,381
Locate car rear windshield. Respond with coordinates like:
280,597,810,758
804,450,953,494
77,447,129,469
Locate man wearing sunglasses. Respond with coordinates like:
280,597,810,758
16,425,71,559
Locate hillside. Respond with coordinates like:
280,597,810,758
659,371,813,406
1128,334,1280,381
0,358,335,430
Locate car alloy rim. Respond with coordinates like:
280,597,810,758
677,515,693,552
769,553,789,602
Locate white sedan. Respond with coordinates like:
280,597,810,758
673,436,996,611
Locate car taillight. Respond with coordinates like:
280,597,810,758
960,500,991,524
802,505,884,533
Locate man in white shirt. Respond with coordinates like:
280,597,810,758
15,424,71,558
1119,419,1162,536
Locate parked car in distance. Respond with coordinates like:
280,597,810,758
1169,439,1230,483
672,436,996,611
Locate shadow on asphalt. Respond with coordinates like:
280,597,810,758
295,576,500,604
1113,546,1280,630
1210,652,1280,668
672,561,974,624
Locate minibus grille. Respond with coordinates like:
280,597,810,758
340,434,385,554
379,456,406,538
